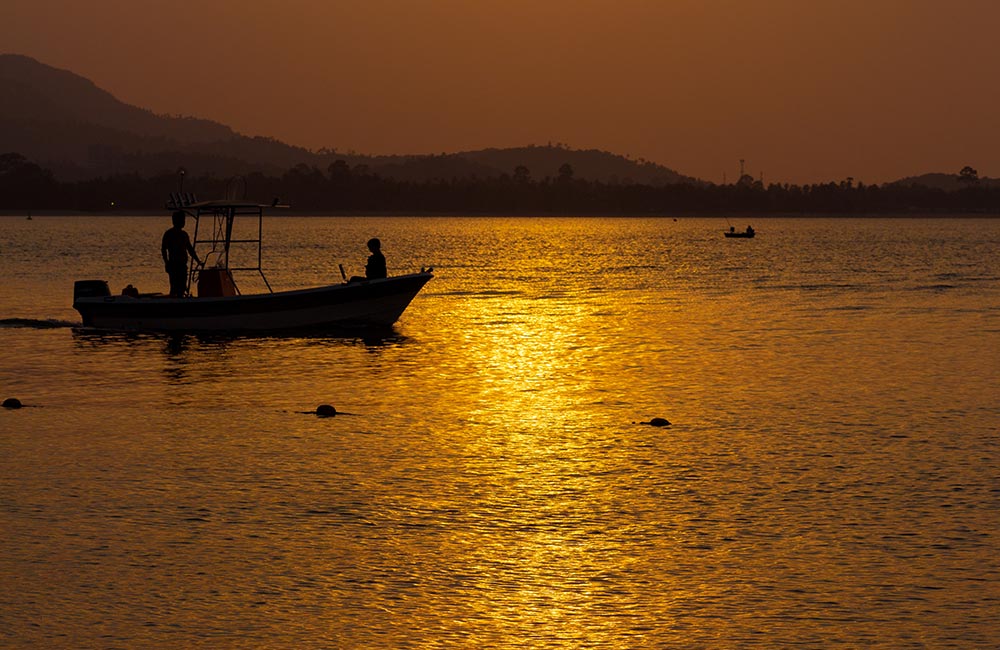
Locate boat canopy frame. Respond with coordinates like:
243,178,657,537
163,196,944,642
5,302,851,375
167,194,277,296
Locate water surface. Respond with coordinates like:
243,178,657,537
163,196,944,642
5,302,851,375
1,216,998,648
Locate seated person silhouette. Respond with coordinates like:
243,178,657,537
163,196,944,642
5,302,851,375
349,238,387,282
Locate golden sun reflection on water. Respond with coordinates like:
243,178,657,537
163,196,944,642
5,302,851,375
469,298,598,421
417,291,669,645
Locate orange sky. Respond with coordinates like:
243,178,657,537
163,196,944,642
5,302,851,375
4,0,1000,184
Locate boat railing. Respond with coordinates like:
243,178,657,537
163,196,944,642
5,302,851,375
185,201,273,296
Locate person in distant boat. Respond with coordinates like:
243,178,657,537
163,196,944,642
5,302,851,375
365,237,387,279
730,226,736,233
161,210,201,297
746,225,755,235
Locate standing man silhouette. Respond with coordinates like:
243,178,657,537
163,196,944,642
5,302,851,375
161,210,201,297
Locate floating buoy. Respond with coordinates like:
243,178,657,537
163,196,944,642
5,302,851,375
315,404,337,417
640,417,670,427
3,397,23,409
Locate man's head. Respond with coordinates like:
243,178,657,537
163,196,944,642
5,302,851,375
172,211,186,228
367,237,381,252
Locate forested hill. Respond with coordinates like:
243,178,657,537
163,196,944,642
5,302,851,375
458,146,693,185
0,54,694,184
888,171,1000,191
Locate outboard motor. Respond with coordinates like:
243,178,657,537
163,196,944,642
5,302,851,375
74,280,111,300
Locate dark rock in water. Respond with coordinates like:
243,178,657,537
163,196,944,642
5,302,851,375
315,404,337,417
644,417,670,427
3,397,23,409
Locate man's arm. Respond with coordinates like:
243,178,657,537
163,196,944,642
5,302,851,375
185,234,201,265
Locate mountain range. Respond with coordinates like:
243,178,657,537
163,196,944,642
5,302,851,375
3,54,995,191
0,54,697,185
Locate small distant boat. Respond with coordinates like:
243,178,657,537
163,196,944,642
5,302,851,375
725,226,755,238
73,196,432,332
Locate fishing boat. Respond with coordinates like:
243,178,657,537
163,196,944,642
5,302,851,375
724,226,755,238
73,196,433,332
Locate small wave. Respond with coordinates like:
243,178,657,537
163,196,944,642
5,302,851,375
932,273,998,284
771,283,867,292
909,284,957,291
442,289,523,297
0,317,79,329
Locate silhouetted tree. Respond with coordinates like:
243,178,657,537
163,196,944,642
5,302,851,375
959,165,979,183
328,160,351,182
513,165,531,184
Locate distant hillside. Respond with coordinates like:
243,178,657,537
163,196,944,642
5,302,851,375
0,54,696,185
0,55,234,142
460,146,694,185
887,171,1000,191
0,54,328,180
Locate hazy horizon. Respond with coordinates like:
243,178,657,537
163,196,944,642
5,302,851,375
5,0,999,185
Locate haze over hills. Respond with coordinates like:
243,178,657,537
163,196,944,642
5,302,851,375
3,54,995,192
0,54,698,185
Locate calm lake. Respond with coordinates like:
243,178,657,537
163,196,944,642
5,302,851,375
1,216,998,648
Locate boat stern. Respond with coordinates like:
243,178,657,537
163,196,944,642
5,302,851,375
73,280,111,326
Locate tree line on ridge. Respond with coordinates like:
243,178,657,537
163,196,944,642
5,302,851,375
2,152,998,215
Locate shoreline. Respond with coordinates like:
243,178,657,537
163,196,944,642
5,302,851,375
4,210,999,219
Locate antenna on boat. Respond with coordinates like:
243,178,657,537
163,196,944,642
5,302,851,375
226,176,247,201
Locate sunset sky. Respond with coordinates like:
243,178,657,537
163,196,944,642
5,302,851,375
4,0,999,184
